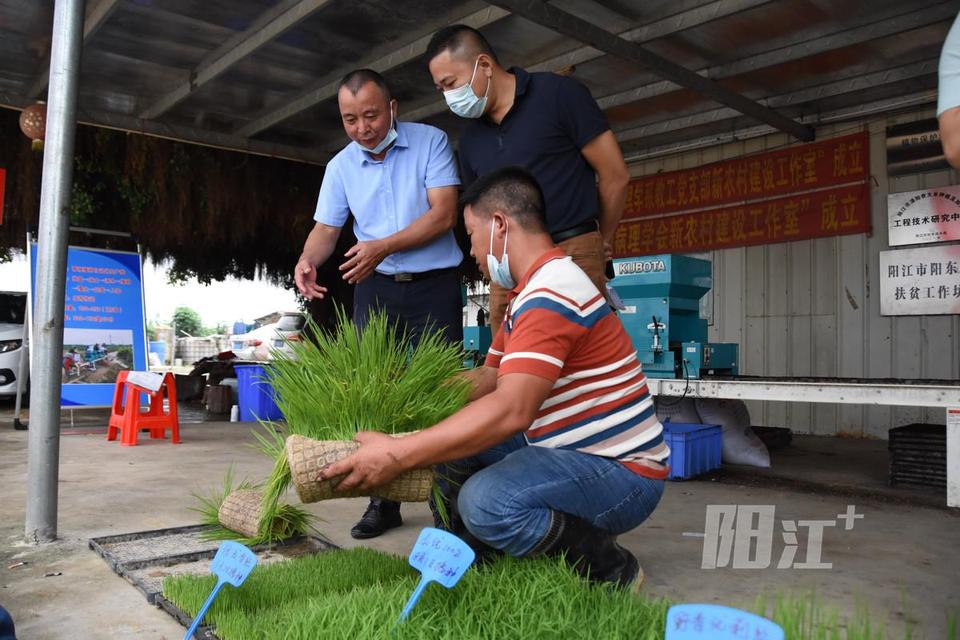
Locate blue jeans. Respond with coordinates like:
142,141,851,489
446,434,665,557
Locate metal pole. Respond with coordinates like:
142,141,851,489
25,0,86,543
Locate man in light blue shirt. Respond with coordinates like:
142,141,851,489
294,69,462,539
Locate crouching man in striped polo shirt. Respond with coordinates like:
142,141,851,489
320,166,668,590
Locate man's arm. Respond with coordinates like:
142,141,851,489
339,185,459,284
294,222,342,300
581,130,630,245
320,372,554,491
940,108,960,169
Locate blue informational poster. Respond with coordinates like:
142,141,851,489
29,243,148,407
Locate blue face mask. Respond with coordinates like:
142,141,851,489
486,220,515,289
443,57,489,119
358,110,396,154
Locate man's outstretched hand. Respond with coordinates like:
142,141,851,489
294,258,328,300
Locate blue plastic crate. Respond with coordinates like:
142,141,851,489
235,364,283,422
662,422,722,481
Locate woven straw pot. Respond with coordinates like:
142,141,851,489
218,489,265,539
286,434,434,503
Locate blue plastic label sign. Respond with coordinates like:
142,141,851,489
408,527,475,587
211,540,258,587
666,604,784,640
183,542,258,640
397,528,476,623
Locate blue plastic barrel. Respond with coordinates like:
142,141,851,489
149,340,167,364
235,364,283,422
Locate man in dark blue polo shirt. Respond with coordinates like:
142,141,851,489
426,25,630,335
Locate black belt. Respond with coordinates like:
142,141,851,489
550,219,598,244
373,266,459,283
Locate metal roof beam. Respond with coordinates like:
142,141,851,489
486,0,814,141
0,95,327,165
139,0,333,120
597,0,955,111
27,0,122,98
235,4,510,138
622,90,937,163
402,0,774,123
615,58,939,143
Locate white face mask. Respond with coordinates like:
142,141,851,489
358,109,396,154
486,219,515,289
443,57,490,119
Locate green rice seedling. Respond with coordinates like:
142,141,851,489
256,307,470,531
163,549,670,640
753,590,941,640
191,466,317,546
163,547,414,631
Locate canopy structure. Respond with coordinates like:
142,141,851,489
2,0,955,540
1,0,950,165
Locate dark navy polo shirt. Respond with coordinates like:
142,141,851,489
458,67,610,234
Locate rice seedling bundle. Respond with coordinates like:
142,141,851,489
193,469,316,546
255,309,470,531
285,435,434,503
216,490,264,539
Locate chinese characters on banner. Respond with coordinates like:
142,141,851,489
878,245,960,316
616,132,871,257
624,132,869,217
887,184,960,246
614,183,870,257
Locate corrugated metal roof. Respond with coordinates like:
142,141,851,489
0,0,954,164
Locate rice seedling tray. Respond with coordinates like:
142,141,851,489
155,593,221,640
89,524,335,604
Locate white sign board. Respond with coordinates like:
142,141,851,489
879,245,960,316
888,185,960,246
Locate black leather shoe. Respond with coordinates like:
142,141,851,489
350,498,403,539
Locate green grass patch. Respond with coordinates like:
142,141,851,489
163,548,669,639
165,547,953,640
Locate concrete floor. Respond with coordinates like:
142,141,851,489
1,416,957,639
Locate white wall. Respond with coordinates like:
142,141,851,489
627,109,960,438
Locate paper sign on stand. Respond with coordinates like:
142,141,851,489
182,541,258,640
397,527,475,625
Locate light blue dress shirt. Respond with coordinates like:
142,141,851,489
939,12,960,116
314,121,462,275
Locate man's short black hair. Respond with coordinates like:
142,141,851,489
425,25,499,66
338,68,391,102
460,166,547,231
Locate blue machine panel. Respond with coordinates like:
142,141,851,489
610,255,737,379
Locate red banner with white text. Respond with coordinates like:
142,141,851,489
612,183,871,257
623,131,869,219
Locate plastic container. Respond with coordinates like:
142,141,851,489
148,340,167,365
235,364,283,422
661,422,722,481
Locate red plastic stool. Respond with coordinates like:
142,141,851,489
107,371,181,446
